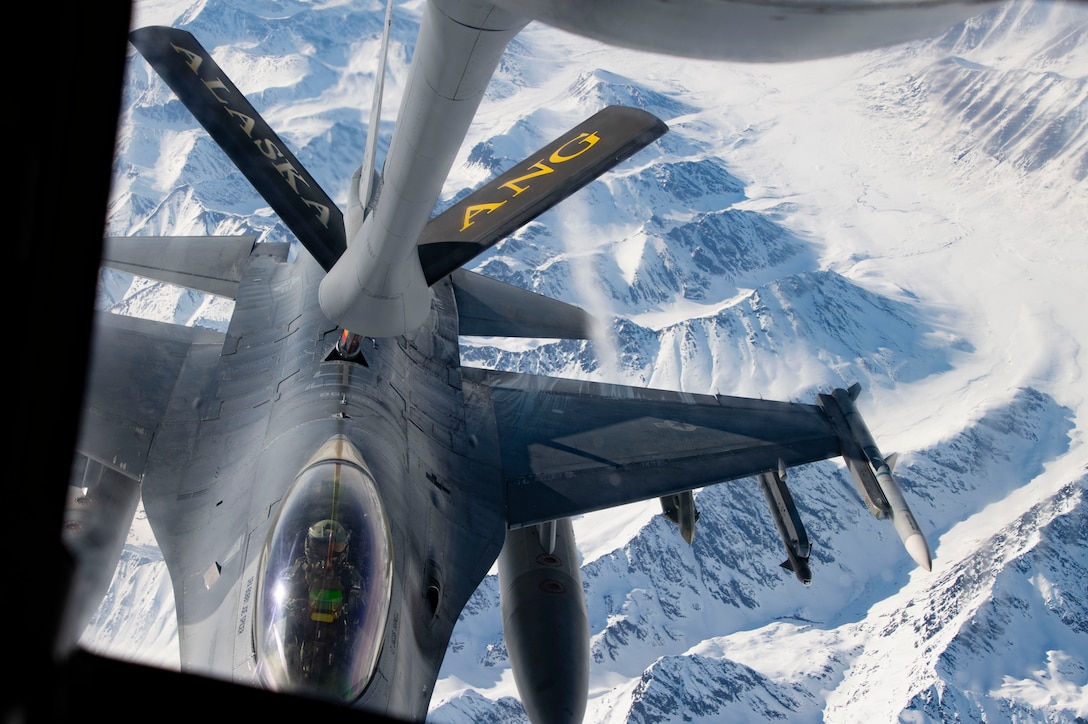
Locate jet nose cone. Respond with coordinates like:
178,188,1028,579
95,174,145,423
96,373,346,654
904,532,932,572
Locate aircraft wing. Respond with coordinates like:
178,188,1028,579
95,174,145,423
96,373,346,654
78,236,281,478
77,311,226,481
101,235,257,299
462,368,842,527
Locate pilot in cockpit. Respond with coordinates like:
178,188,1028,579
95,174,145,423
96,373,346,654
282,518,364,677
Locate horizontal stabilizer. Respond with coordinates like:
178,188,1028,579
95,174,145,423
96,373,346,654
417,105,667,285
101,236,264,298
450,269,594,339
129,27,346,271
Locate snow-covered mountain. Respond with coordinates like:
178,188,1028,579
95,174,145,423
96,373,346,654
79,0,1088,721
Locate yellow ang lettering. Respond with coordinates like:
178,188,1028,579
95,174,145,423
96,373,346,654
459,202,508,233
498,161,555,197
459,129,602,233
548,132,600,163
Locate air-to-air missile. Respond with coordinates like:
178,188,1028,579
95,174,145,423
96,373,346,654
818,383,933,571
655,384,931,586
758,462,814,585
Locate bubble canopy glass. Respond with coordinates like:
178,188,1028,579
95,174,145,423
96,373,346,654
255,436,393,702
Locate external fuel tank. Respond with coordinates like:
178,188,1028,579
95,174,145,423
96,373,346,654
498,518,589,723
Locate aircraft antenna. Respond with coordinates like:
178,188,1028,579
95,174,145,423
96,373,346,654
358,0,395,218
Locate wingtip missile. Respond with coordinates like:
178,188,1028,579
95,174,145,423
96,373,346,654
903,532,933,572
875,463,933,572
818,386,934,573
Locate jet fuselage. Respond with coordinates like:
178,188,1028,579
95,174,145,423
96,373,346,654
141,244,505,720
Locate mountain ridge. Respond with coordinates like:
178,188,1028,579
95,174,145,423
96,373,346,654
83,1,1088,721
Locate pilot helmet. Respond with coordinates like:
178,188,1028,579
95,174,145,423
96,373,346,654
306,519,350,564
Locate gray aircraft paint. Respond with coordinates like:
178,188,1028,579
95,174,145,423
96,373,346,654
65,0,992,720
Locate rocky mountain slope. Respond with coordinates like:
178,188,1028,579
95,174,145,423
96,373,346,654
81,1,1087,721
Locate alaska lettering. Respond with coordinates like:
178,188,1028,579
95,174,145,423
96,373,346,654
169,41,332,229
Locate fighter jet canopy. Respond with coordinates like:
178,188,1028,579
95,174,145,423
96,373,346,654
255,437,394,702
